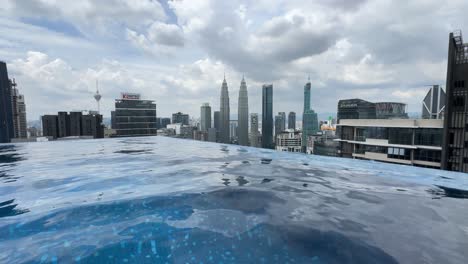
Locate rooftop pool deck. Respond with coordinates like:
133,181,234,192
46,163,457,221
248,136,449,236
0,136,467,263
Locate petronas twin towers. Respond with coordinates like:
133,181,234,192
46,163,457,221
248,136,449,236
219,75,249,145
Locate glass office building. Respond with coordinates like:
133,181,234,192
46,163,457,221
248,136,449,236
0,61,14,143
113,93,157,137
262,85,273,149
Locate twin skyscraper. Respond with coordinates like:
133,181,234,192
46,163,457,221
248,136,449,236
218,75,249,146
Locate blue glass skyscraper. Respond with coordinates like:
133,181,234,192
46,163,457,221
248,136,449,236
262,84,273,149
302,78,319,151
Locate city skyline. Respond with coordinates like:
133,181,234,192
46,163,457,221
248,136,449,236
1,1,467,119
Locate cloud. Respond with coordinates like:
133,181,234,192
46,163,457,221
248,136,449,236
126,22,185,56
2,0,468,120
3,0,166,36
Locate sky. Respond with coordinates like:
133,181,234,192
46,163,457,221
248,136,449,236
1,0,467,121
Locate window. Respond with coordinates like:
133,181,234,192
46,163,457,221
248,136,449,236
414,149,441,163
388,128,413,145
454,80,466,88
449,132,455,145
453,96,465,107
388,147,411,160
414,129,442,146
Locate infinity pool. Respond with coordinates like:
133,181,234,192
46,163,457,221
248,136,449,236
0,136,467,263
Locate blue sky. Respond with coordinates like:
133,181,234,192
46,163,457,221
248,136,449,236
1,0,467,120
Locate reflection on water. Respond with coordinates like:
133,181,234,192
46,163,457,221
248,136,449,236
0,137,468,263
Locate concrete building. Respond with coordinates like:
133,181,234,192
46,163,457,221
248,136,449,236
42,115,59,139
276,130,302,153
200,103,211,132
279,112,286,131
58,111,71,138
337,99,377,121
302,78,319,151
442,31,468,173
43,112,104,140
230,120,238,143
250,113,261,148
237,77,249,146
213,111,220,142
113,93,157,137
337,119,443,169
69,112,83,136
219,76,230,144
161,118,171,128
10,80,27,139
307,132,338,157
375,102,409,119
172,112,189,126
0,61,14,143
288,112,296,130
207,128,217,142
262,84,274,149
275,114,285,137
422,85,445,119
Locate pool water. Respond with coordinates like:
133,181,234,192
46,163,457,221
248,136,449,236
0,136,467,263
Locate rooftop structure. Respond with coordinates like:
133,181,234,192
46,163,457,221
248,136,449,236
337,119,443,169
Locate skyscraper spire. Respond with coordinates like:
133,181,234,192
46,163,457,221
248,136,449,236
238,76,249,146
220,75,230,143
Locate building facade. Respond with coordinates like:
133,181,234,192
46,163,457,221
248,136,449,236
237,77,249,146
275,114,285,137
230,120,238,143
302,79,319,151
200,103,211,132
11,80,27,139
442,31,468,173
113,93,157,137
422,85,446,119
172,112,189,126
42,111,104,139
276,130,302,153
0,61,14,143
250,113,260,147
337,99,377,121
262,84,274,149
375,102,409,119
288,112,296,130
337,119,443,169
220,77,230,144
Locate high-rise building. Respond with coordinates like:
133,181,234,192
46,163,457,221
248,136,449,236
288,112,296,130
69,112,83,136
337,119,443,169
11,80,27,139
43,112,104,139
375,102,409,119
220,76,230,144
230,120,238,143
337,99,376,121
213,111,220,142
172,112,189,125
0,61,14,143
275,114,285,137
302,79,319,151
113,93,157,137
262,84,274,149
442,31,468,173
42,115,59,139
58,111,71,138
160,118,171,129
238,77,249,146
422,85,446,119
276,130,302,153
200,103,212,132
279,112,286,132
250,113,260,147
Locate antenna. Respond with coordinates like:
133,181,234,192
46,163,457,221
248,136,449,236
94,79,102,114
